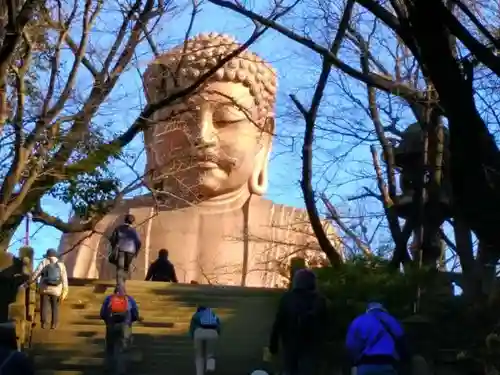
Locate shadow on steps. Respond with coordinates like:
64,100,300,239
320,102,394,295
29,281,281,375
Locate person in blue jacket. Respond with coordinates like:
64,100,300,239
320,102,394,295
345,302,409,375
108,214,142,286
100,284,140,374
189,306,221,375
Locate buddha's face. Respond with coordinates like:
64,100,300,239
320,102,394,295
149,81,271,198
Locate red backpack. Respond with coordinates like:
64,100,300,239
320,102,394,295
108,294,129,323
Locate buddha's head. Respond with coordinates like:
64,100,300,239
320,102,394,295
143,33,277,200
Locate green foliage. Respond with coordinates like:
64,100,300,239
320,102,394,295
317,256,417,317
314,256,418,351
66,125,125,169
4,3,52,112
50,167,121,219
48,124,128,219
313,257,493,362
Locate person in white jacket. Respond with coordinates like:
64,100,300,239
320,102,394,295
26,249,69,329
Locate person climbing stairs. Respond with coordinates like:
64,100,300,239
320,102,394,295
27,279,282,375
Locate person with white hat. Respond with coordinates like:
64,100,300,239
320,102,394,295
25,248,68,329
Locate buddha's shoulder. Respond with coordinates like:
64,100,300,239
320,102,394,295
249,196,308,221
117,194,155,209
250,196,334,230
121,194,307,214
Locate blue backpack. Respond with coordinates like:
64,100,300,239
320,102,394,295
199,308,219,329
42,262,62,286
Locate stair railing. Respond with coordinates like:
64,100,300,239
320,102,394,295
7,246,35,351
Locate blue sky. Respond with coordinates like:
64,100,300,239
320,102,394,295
9,1,381,263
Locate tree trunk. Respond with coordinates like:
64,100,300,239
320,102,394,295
409,0,500,255
0,215,23,253
301,118,342,266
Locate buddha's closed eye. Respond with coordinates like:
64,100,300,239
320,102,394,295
213,106,249,127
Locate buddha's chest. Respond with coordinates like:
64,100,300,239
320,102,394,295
139,208,276,284
116,201,314,286
149,208,245,239
139,208,246,264
131,204,310,255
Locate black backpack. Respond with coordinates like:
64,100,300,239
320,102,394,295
292,294,322,338
41,262,62,286
116,228,136,254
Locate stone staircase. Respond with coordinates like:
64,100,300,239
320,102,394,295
28,279,282,375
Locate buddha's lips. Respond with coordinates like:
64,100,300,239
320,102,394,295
157,149,237,171
194,153,219,163
196,161,218,169
191,152,237,169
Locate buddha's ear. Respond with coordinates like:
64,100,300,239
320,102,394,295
250,117,274,196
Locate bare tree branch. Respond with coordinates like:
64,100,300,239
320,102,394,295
320,193,372,256
208,0,424,103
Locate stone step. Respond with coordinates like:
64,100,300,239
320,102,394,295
33,349,194,363
31,341,193,354
67,278,284,296
36,371,84,375
33,350,200,363
48,311,194,323
56,305,231,319
56,299,264,312
36,370,193,375
30,280,281,375
34,353,143,366
62,294,274,306
31,334,189,348
32,346,195,364
50,290,271,301
32,323,189,337
57,314,194,325
34,354,262,375
54,318,191,329
35,368,196,375
35,361,193,373
60,296,274,312
32,332,267,351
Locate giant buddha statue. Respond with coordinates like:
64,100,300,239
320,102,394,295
59,33,340,287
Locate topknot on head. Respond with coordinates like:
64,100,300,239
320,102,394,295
143,32,278,120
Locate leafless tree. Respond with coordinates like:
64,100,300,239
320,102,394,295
208,0,500,298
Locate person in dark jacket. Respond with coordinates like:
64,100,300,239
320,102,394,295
109,214,142,286
0,322,34,375
345,302,410,375
145,249,178,283
269,269,328,375
100,284,140,374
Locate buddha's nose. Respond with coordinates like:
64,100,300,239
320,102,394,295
193,103,217,148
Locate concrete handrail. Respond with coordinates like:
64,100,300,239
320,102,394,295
6,246,35,351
